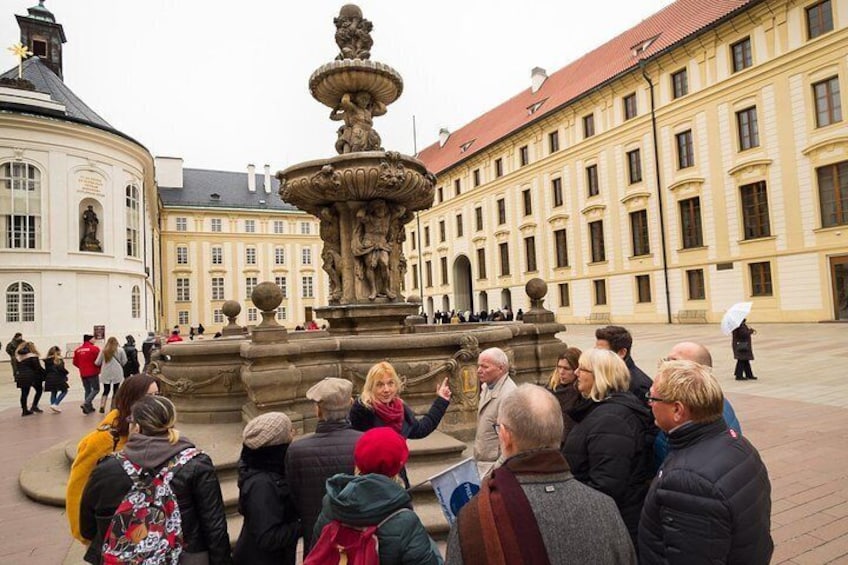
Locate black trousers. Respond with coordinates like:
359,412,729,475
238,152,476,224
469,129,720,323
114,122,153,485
20,381,43,411
734,359,755,379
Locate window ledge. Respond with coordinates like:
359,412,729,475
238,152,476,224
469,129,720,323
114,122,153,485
629,253,654,260
813,224,848,234
587,260,609,266
738,236,775,244
677,246,708,253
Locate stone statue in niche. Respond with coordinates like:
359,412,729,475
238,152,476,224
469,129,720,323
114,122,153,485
330,91,386,154
352,199,405,300
80,205,102,252
334,4,373,60
388,209,414,298
320,206,343,303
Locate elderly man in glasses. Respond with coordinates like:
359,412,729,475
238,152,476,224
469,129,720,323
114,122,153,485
638,360,773,565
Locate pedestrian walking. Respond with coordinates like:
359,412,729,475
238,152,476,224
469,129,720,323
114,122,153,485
732,319,757,380
73,335,101,414
15,341,45,416
6,331,23,379
141,331,156,370
44,345,70,413
94,337,126,413
122,335,140,377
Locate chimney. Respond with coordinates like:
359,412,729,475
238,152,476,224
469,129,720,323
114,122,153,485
531,67,548,94
154,156,183,189
439,128,450,148
247,164,256,192
264,164,272,194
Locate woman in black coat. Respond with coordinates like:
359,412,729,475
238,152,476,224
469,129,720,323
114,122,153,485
732,319,757,380
122,335,140,377
80,395,232,565
563,348,655,550
233,413,299,565
15,341,45,416
43,346,70,412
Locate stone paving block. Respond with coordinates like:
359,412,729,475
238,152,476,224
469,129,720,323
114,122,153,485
813,516,848,543
772,512,841,544
771,533,831,563
774,494,848,525
791,534,848,565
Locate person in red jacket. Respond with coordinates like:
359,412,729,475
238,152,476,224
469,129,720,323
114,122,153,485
73,334,101,414
166,329,183,344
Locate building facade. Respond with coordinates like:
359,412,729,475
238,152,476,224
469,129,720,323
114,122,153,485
157,158,326,333
1,3,159,352
412,0,848,324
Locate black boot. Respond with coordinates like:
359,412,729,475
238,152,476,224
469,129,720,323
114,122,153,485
31,406,43,413
22,408,33,416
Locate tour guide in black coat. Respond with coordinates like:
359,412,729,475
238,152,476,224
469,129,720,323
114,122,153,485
639,360,773,564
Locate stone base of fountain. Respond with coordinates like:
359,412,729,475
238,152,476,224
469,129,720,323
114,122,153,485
315,302,419,334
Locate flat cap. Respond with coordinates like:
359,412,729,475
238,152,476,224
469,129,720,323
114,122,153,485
242,412,292,450
306,377,353,411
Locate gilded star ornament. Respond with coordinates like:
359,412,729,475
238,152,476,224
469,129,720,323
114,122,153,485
8,43,33,79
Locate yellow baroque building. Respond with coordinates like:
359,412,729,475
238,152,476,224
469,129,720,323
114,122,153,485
413,0,848,324
156,158,326,334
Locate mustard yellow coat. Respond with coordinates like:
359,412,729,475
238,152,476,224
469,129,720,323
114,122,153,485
65,410,128,542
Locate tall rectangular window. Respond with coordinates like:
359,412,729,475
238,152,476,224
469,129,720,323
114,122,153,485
298,221,310,235
499,242,510,276
131,287,141,319
627,149,642,184
817,161,848,227
245,247,257,265
176,278,190,301
213,309,224,324
176,246,188,265
497,198,506,225
731,37,752,72
178,311,189,325
302,276,314,298
175,217,187,232
741,181,771,239
275,247,286,265
437,187,444,203
687,269,706,300
586,165,599,197
477,248,487,279
275,276,288,298
524,236,537,272
623,93,637,120
672,69,688,98
636,274,652,303
245,276,257,299
3,162,43,249
552,178,563,207
302,248,312,265
454,178,462,196
247,307,258,323
473,169,481,187
589,220,606,262
6,216,38,249
813,76,842,128
558,283,570,307
455,214,463,237
519,145,529,166
807,0,833,39
276,307,287,321
410,231,416,250
676,130,694,169
554,229,568,268
495,158,503,178
425,261,433,287
211,246,223,265
439,220,446,242
522,189,532,216
125,185,140,258
411,264,419,289
548,131,560,153
273,220,285,234
583,114,595,138
680,197,704,248
211,277,225,300
245,219,256,233
440,257,448,285
594,279,607,305
737,107,759,150
211,218,222,232
424,226,431,247
5,281,35,322
475,206,483,231
749,262,773,296
630,210,650,256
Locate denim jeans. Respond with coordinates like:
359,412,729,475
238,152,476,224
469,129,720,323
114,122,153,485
82,376,100,407
50,389,68,406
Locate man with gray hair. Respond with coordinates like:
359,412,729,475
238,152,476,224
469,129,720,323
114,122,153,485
639,360,772,564
446,384,636,564
285,377,362,554
473,347,517,466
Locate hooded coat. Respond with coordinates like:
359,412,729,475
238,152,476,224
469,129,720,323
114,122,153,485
563,391,655,547
43,357,69,392
14,351,44,388
79,434,232,565
312,473,443,565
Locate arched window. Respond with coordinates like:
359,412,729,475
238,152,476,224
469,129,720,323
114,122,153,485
1,162,42,249
126,185,140,257
131,285,141,319
6,281,35,322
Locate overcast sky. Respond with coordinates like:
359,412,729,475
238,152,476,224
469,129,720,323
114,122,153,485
3,1,674,173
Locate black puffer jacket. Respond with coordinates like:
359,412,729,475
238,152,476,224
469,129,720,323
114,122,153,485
284,419,362,552
43,357,69,392
79,434,232,564
639,419,773,564
234,444,299,565
625,356,653,407
563,391,655,546
14,353,44,388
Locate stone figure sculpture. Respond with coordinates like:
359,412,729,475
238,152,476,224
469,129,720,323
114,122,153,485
320,207,343,303
352,199,403,300
334,4,373,60
80,205,102,252
330,91,386,154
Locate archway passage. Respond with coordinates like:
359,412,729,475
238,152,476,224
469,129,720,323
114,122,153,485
442,294,450,312
501,288,512,311
453,255,473,314
478,291,489,315
426,296,434,320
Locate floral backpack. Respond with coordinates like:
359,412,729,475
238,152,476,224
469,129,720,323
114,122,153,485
101,447,201,564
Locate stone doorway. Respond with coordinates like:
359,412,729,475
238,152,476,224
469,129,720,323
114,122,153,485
831,256,848,320
452,254,473,314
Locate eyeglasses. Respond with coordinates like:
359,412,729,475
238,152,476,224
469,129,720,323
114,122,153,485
645,392,671,404
492,423,506,434
575,367,593,374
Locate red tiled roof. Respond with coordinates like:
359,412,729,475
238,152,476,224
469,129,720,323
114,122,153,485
418,0,755,175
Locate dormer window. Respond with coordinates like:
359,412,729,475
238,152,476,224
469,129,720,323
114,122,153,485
460,140,475,153
631,34,660,57
527,99,547,115
32,39,47,57
210,193,220,200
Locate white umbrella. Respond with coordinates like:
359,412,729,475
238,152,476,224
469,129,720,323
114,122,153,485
721,302,752,335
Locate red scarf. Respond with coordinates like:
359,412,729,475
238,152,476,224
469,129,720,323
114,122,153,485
372,398,404,433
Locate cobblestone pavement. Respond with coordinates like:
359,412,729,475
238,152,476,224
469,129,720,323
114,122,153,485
1,322,846,563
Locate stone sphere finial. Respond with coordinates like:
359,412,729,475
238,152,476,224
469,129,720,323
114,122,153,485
252,281,284,313
222,300,241,319
525,278,548,301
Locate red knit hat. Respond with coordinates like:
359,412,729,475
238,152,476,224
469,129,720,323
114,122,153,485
354,428,410,477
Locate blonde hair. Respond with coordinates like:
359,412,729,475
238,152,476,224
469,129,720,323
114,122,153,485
103,337,119,363
131,395,181,444
655,360,724,423
359,361,403,409
579,348,630,402
547,347,581,390
17,341,39,356
47,345,64,367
